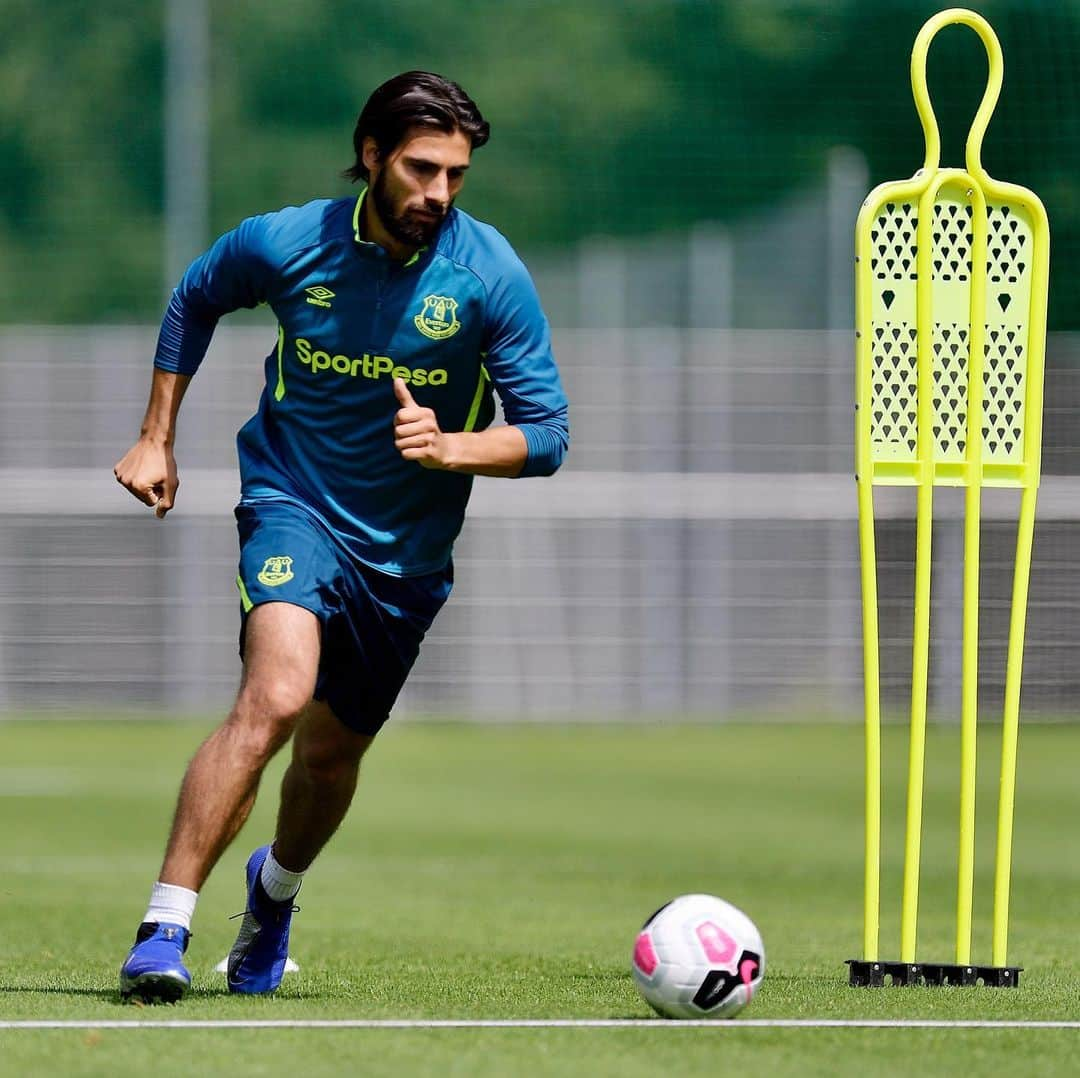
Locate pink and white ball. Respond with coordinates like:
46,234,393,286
631,894,765,1019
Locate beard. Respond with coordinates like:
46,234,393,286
371,171,449,248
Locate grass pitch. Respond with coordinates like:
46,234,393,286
1,718,1078,1076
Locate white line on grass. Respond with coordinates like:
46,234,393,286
3,1019,1080,1030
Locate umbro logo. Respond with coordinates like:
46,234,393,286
305,285,335,309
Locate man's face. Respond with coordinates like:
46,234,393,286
366,127,472,248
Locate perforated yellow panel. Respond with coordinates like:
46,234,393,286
861,187,1042,485
932,321,969,460
983,203,1034,463
869,201,919,463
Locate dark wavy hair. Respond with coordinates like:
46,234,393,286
344,71,490,182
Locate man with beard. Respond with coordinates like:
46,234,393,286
114,71,568,1004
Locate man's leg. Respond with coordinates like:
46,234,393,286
158,602,321,890
223,552,450,996
223,701,373,995
120,602,319,1003
274,701,375,872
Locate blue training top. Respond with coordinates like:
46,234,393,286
154,191,569,576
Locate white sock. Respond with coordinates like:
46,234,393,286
260,847,304,903
144,881,198,932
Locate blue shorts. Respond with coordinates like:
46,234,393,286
235,501,452,735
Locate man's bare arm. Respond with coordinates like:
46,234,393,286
114,369,193,518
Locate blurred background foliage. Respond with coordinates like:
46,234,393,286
1,0,1078,326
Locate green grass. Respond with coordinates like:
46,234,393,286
1,719,1078,1076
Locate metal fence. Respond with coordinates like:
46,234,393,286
3,322,1080,720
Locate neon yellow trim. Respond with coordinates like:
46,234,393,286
352,188,368,242
236,575,254,613
463,365,490,432
274,325,286,401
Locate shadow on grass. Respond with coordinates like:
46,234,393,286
0,984,355,1010
0,985,244,1006
0,985,121,1003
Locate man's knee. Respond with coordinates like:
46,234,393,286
238,602,320,729
228,678,311,761
293,705,374,785
296,746,362,788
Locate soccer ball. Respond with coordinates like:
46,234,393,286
631,894,765,1019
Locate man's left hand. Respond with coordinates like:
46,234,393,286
393,378,453,469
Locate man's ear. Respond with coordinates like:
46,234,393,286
362,136,381,177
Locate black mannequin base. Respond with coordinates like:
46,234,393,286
846,959,1021,987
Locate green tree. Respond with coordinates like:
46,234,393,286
1,0,1078,326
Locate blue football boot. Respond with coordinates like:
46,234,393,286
119,921,192,1004
226,845,298,994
